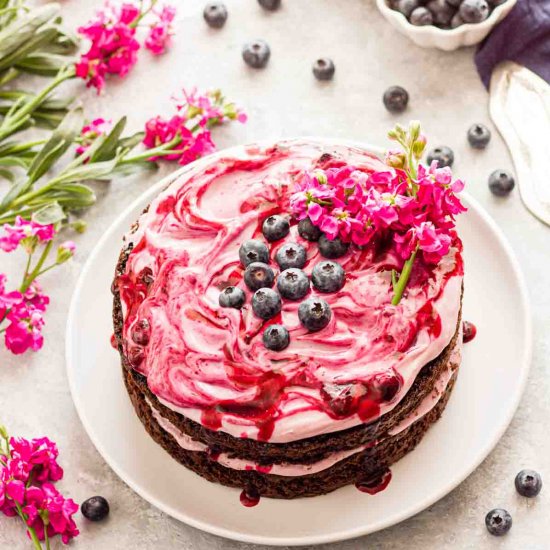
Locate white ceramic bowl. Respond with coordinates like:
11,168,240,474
376,0,517,51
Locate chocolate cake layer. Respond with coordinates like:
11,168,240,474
123,360,459,499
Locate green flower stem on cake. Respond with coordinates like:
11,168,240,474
386,121,425,306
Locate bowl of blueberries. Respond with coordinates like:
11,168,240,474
376,0,517,50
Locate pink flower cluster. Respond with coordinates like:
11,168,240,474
76,118,112,156
290,161,466,265
143,88,247,165
1,432,79,545
0,216,54,253
76,1,177,92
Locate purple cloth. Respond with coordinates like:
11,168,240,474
475,0,550,89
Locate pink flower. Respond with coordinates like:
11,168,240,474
10,437,63,483
145,5,176,55
76,118,112,156
56,241,76,264
0,217,55,253
76,3,141,92
143,115,187,160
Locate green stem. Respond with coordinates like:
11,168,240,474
14,503,43,550
20,240,53,293
119,135,182,164
391,248,418,306
23,251,33,280
0,139,46,156
131,0,159,27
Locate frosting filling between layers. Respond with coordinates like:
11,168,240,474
147,346,459,477
118,141,464,443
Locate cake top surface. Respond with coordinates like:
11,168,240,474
116,139,464,443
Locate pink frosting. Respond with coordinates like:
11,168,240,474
118,140,463,443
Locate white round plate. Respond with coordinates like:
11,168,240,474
66,139,532,546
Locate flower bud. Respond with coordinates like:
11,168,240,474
385,149,406,169
71,220,87,234
408,120,421,143
314,170,328,185
412,134,427,159
56,241,76,264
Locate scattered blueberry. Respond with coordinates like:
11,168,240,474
275,242,307,270
298,217,322,242
298,298,332,332
239,240,269,267
242,40,271,69
252,288,281,320
488,170,515,197
81,496,110,522
485,508,512,537
426,0,455,26
460,0,490,23
219,286,246,309
258,0,281,10
410,7,433,25
313,58,335,81
467,123,491,149
277,268,310,300
318,234,349,259
203,2,228,28
262,215,290,242
383,86,409,114
394,0,419,18
427,146,454,168
515,469,543,498
262,324,290,351
450,12,465,27
244,262,275,291
311,261,345,293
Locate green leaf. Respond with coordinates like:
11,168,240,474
0,155,31,169
15,52,74,76
0,177,26,208
0,167,14,182
53,156,120,185
27,106,83,184
119,131,145,152
0,26,59,72
104,160,156,180
88,117,127,163
0,4,60,62
32,201,65,225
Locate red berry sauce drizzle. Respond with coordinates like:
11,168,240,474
240,486,261,507
462,321,477,343
355,468,392,495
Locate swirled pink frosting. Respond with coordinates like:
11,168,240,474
117,140,463,443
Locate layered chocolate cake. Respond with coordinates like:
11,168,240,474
112,138,465,501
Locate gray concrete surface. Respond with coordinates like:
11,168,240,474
1,0,548,548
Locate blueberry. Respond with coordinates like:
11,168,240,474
262,215,290,242
258,0,281,10
203,3,228,28
318,234,349,259
239,240,269,267
515,469,543,498
242,40,270,69
467,123,491,149
262,324,289,351
311,261,346,293
298,298,332,332
488,170,515,197
81,496,110,522
244,262,275,291
427,146,454,168
219,286,246,309
131,318,150,345
383,86,409,114
252,288,281,320
298,217,322,242
410,7,434,25
485,509,512,536
450,12,464,27
426,0,456,26
277,268,310,300
275,242,307,270
394,0,419,17
460,0,490,23
312,58,335,81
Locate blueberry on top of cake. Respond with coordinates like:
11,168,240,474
113,126,467,500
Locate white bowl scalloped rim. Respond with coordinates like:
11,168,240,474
376,0,517,51
66,138,532,546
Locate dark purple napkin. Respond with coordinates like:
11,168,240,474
475,0,550,89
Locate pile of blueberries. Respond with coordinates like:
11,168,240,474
389,0,508,29
203,0,336,81
218,215,350,352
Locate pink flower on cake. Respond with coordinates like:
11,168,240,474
145,5,177,55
